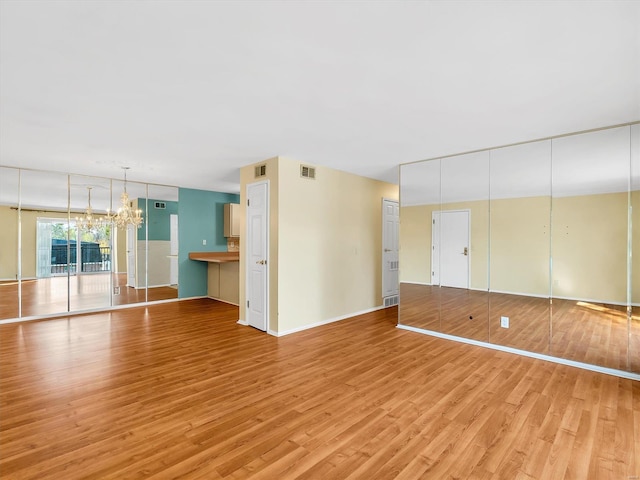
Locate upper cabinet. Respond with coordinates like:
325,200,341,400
224,203,240,237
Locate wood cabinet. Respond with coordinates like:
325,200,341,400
207,262,239,305
224,203,240,237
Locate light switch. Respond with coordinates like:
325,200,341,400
202,239,207,245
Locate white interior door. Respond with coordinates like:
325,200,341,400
382,199,399,301
126,225,136,287
432,210,469,288
246,181,268,331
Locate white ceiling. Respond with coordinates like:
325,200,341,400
1,0,639,194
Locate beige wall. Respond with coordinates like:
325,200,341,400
239,156,399,334
553,192,628,303
398,205,431,284
0,206,19,280
113,226,127,274
277,157,398,332
400,191,632,303
490,196,550,296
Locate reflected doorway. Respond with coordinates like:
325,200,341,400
432,210,470,288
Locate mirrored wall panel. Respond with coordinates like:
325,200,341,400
0,167,19,320
69,175,113,313
631,123,639,373
111,178,148,307
0,166,183,322
399,159,441,331
550,127,630,370
19,170,71,318
399,122,638,374
144,184,179,302
489,140,551,354
438,151,490,342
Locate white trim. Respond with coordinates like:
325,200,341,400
237,319,248,326
268,305,387,337
401,281,433,286
396,324,640,381
550,295,633,307
488,288,549,299
208,297,240,307
0,295,207,325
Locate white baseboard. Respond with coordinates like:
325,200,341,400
206,296,240,307
268,305,387,337
237,319,248,326
396,324,640,381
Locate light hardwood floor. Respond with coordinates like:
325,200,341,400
0,299,638,479
0,273,178,320
399,283,640,373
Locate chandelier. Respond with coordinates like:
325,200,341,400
75,187,106,230
106,167,144,229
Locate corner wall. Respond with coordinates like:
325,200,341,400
239,156,399,334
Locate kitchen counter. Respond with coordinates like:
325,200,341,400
189,252,239,263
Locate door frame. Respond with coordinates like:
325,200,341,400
245,180,270,332
431,209,471,287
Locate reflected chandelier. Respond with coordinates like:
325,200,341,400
76,186,106,230
106,167,144,229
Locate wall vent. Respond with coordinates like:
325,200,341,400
255,164,267,178
300,165,316,179
384,295,399,307
154,201,166,209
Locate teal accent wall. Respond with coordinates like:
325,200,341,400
137,199,179,241
178,188,240,298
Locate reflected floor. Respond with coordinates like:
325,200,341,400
399,283,638,373
0,274,178,319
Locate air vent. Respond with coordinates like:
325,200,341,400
300,165,316,179
154,201,166,209
384,295,399,307
255,164,267,178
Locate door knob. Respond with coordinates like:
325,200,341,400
256,260,266,265
384,248,392,252
463,247,468,256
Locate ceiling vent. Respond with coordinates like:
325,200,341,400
154,201,166,209
300,165,316,180
255,164,267,178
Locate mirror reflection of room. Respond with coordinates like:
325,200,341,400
0,168,180,319
399,123,639,374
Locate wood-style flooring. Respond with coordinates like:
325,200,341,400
0,273,178,320
0,299,638,479
399,283,640,373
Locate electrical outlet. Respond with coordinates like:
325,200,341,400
500,316,509,328
202,239,207,245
